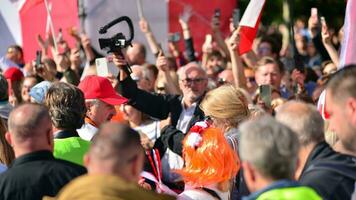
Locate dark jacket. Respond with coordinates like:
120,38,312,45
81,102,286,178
118,77,205,156
0,150,86,200
299,141,356,200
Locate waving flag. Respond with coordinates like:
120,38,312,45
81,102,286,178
0,0,79,62
239,0,266,55
339,0,356,68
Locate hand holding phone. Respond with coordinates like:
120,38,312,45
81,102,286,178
259,85,272,108
214,8,221,19
232,8,240,28
168,32,181,43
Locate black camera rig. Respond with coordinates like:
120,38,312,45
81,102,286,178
98,16,134,74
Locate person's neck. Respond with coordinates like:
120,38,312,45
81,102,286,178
333,141,356,157
129,118,142,128
295,143,315,179
254,176,275,193
14,146,51,158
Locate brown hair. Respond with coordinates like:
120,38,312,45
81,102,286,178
0,118,15,165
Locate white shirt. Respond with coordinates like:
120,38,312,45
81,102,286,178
134,120,160,143
77,122,98,141
176,101,197,133
178,185,229,200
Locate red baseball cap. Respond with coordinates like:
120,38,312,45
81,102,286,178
78,75,127,105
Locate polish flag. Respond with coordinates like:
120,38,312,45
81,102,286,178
339,0,356,68
0,0,79,63
1,0,236,64
238,0,266,55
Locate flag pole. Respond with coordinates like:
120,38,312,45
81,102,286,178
78,0,86,33
44,0,58,52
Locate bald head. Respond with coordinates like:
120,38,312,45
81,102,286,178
86,123,143,181
276,101,324,146
8,103,51,142
126,42,146,65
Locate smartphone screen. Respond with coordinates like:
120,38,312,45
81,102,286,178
320,16,326,26
311,8,318,17
232,8,240,28
214,8,221,18
259,85,272,108
168,32,180,42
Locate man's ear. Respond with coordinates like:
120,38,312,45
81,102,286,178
242,161,256,192
85,102,93,115
5,132,12,146
83,153,90,168
46,129,54,150
346,97,356,125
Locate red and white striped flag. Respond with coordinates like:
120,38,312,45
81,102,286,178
1,0,79,62
339,0,356,68
239,0,266,55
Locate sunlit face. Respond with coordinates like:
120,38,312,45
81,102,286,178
325,90,356,152
88,100,116,126
206,56,224,78
255,63,282,89
323,63,337,75
179,68,208,103
6,47,22,64
21,77,37,102
257,42,273,58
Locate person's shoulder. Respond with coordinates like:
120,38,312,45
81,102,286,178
300,168,353,200
52,158,87,173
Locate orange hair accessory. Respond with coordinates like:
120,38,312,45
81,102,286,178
177,127,239,187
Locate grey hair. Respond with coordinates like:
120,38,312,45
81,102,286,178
177,62,207,80
85,99,100,107
275,101,324,146
239,115,299,180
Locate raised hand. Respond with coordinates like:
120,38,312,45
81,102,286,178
179,5,192,28
228,27,240,50
321,17,331,45
139,18,150,33
156,50,169,72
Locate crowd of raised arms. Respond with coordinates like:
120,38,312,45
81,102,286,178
0,4,355,200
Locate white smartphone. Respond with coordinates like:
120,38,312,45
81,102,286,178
320,16,326,26
311,8,318,17
95,57,119,78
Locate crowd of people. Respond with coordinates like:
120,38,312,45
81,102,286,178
0,4,355,200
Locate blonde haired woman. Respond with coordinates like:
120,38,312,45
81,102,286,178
200,84,250,199
200,84,250,144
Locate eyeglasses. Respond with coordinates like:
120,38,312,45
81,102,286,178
181,78,206,84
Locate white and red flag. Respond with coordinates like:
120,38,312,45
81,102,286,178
339,0,356,68
0,0,79,63
238,0,266,55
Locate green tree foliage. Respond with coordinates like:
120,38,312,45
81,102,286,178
238,0,346,29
